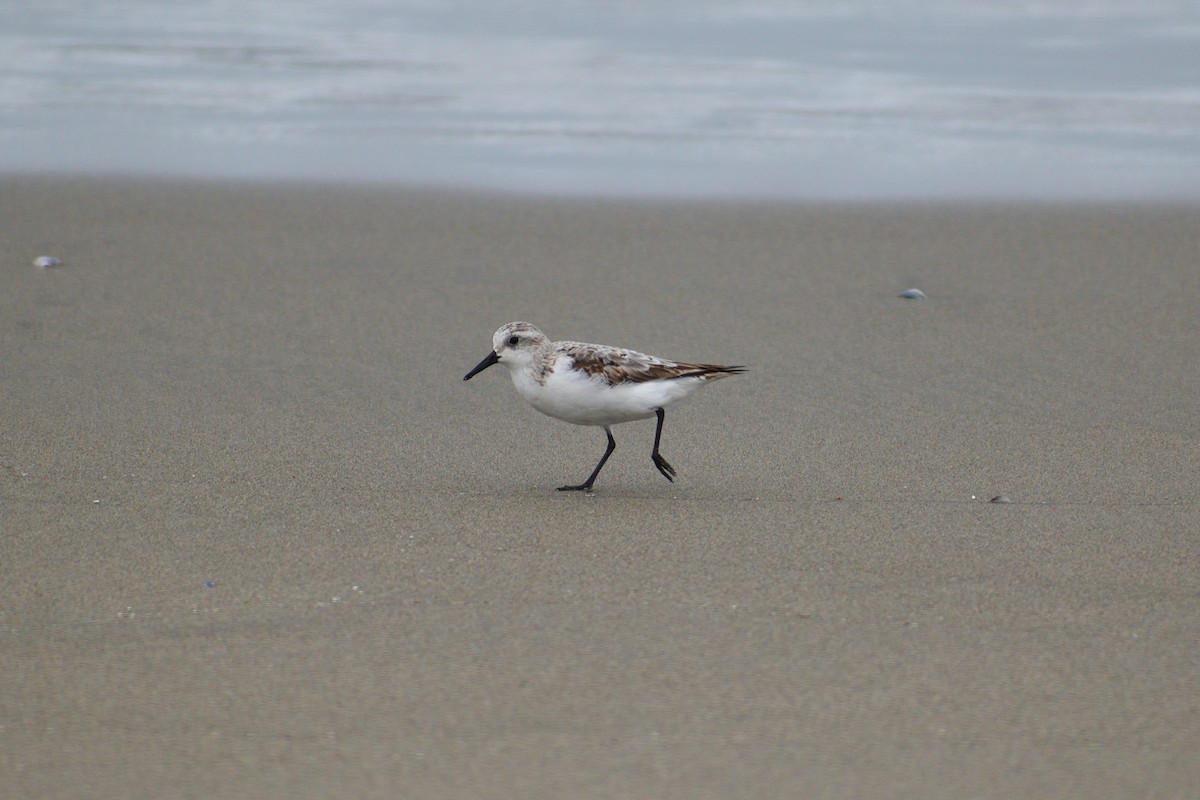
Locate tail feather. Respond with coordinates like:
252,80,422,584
673,365,746,380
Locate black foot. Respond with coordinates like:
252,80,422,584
558,426,615,493
652,453,676,482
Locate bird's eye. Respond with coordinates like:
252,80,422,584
507,335,520,346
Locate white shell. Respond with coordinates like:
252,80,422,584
34,256,62,269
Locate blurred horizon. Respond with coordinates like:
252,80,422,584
3,0,1199,199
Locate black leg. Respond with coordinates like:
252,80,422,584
651,407,676,482
558,426,616,492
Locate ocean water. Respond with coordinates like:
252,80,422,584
3,0,1198,199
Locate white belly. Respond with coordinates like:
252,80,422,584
511,366,700,426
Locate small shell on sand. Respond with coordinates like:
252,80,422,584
898,288,927,299
34,256,62,269
989,494,1012,504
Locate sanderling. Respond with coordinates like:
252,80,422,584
463,321,745,492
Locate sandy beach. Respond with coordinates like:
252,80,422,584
3,177,1198,799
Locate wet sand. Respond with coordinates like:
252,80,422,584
3,177,1198,799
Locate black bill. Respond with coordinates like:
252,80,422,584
463,350,501,381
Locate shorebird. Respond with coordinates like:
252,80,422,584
463,321,744,491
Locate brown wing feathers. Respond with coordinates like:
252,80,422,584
563,342,744,385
